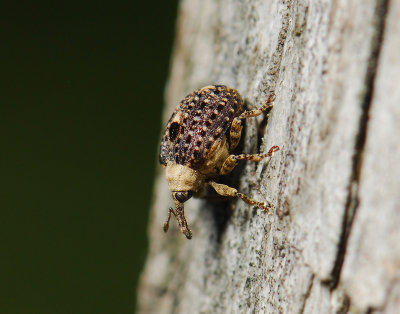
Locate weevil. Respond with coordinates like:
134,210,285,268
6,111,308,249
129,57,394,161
159,85,279,239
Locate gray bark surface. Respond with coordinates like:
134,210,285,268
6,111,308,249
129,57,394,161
138,0,400,313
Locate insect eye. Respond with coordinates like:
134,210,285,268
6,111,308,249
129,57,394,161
174,191,193,203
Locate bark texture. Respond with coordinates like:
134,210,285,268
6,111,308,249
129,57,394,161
138,0,400,313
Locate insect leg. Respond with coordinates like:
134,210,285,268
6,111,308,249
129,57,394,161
229,117,243,150
208,181,237,197
219,153,239,175
233,145,280,162
238,92,275,120
208,181,273,213
236,193,272,212
220,145,279,175
228,92,275,151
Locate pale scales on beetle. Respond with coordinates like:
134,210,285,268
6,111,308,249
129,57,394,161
159,85,279,239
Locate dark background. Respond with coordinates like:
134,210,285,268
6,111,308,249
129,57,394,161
0,1,179,313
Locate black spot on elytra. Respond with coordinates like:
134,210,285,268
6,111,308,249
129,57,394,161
169,122,181,141
193,149,202,159
186,135,192,143
210,113,217,120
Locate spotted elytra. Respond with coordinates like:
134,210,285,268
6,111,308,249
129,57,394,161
159,85,279,239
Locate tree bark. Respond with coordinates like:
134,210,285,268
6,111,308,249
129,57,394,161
138,0,400,313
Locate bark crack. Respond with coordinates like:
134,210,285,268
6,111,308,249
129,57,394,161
298,274,315,314
329,0,390,290
257,0,292,99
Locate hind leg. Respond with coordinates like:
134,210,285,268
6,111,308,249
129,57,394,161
228,92,276,151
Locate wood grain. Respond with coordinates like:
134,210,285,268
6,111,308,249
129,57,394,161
138,0,398,312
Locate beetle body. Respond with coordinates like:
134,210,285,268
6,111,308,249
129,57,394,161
160,85,279,239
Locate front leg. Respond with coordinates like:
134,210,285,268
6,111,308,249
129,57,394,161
208,181,272,212
220,145,280,175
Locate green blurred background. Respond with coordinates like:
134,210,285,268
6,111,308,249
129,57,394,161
1,1,179,313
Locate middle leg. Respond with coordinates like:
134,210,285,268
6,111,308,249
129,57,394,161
220,145,280,175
